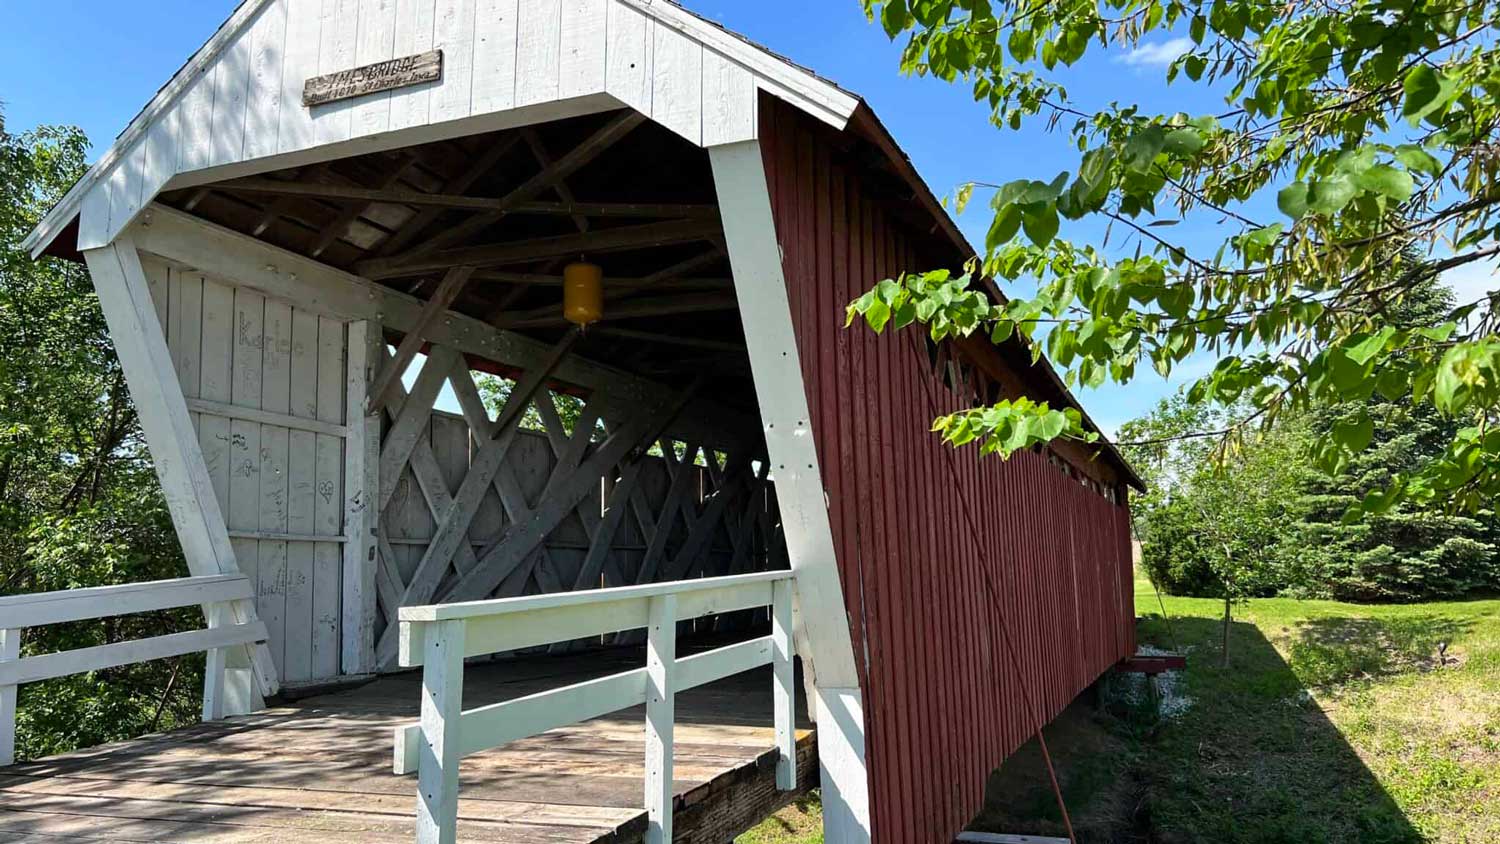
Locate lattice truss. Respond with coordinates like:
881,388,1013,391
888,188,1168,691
369,340,785,669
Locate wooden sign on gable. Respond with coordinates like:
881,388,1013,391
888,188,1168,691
303,49,443,108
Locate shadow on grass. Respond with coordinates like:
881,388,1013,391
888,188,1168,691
1288,615,1470,687
970,614,1433,844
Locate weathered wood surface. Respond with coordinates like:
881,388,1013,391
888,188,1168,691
144,254,346,688
303,49,444,107
0,644,814,843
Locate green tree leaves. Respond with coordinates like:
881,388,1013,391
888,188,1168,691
1402,66,1461,126
933,399,1095,457
853,0,1500,515
1,109,212,760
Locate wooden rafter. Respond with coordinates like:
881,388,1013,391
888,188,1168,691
216,178,720,221
307,156,420,258
590,327,746,353
496,291,739,330
247,164,328,237
471,271,731,290
522,128,590,234
367,111,648,272
358,219,722,279
375,135,524,258
611,248,727,302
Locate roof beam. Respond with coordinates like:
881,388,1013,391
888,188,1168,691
608,248,728,304
471,271,730,290
522,128,590,234
374,134,524,257
356,219,723,279
495,292,739,330
215,178,720,221
374,111,648,269
590,327,746,353
307,156,421,258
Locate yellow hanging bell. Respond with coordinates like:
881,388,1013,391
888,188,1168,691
562,260,604,327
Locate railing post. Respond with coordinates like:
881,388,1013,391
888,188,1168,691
202,602,228,722
1,628,18,766
771,579,797,790
416,619,466,844
645,594,677,844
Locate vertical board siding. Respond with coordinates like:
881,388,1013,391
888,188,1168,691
558,0,608,99
760,98,1136,843
315,0,360,146
143,255,350,685
515,0,563,108
471,0,520,115
353,0,400,137
430,0,478,123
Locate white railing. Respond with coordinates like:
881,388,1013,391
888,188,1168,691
0,574,268,766
393,570,798,844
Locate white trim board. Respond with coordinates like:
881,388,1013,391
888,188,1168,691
710,140,870,843
24,0,862,258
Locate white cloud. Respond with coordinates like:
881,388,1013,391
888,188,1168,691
1114,37,1194,69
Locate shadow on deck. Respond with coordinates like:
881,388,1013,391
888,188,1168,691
0,640,817,843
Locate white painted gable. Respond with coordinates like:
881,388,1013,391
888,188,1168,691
25,0,861,259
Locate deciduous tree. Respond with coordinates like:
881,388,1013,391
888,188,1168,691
849,0,1500,515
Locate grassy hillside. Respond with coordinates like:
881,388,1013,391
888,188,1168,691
738,575,1500,843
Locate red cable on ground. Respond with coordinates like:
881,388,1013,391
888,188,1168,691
908,333,1079,843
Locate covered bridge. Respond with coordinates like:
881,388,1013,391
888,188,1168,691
4,1,1143,842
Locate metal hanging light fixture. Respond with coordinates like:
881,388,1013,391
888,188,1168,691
562,259,603,327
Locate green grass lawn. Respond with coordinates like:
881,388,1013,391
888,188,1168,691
738,575,1500,843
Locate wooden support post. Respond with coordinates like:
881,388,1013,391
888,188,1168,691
644,594,677,844
0,628,17,766
202,613,227,723
772,579,797,791
343,320,382,674
415,619,466,844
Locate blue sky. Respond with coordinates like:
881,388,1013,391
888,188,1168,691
3,1,1493,434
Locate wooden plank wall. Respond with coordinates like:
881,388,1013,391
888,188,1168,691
78,0,784,251
142,255,348,687
759,98,1137,844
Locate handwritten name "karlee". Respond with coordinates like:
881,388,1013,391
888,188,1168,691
303,49,443,107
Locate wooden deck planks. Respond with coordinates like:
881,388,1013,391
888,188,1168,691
0,644,813,843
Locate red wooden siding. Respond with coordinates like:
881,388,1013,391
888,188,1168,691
758,98,1137,842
